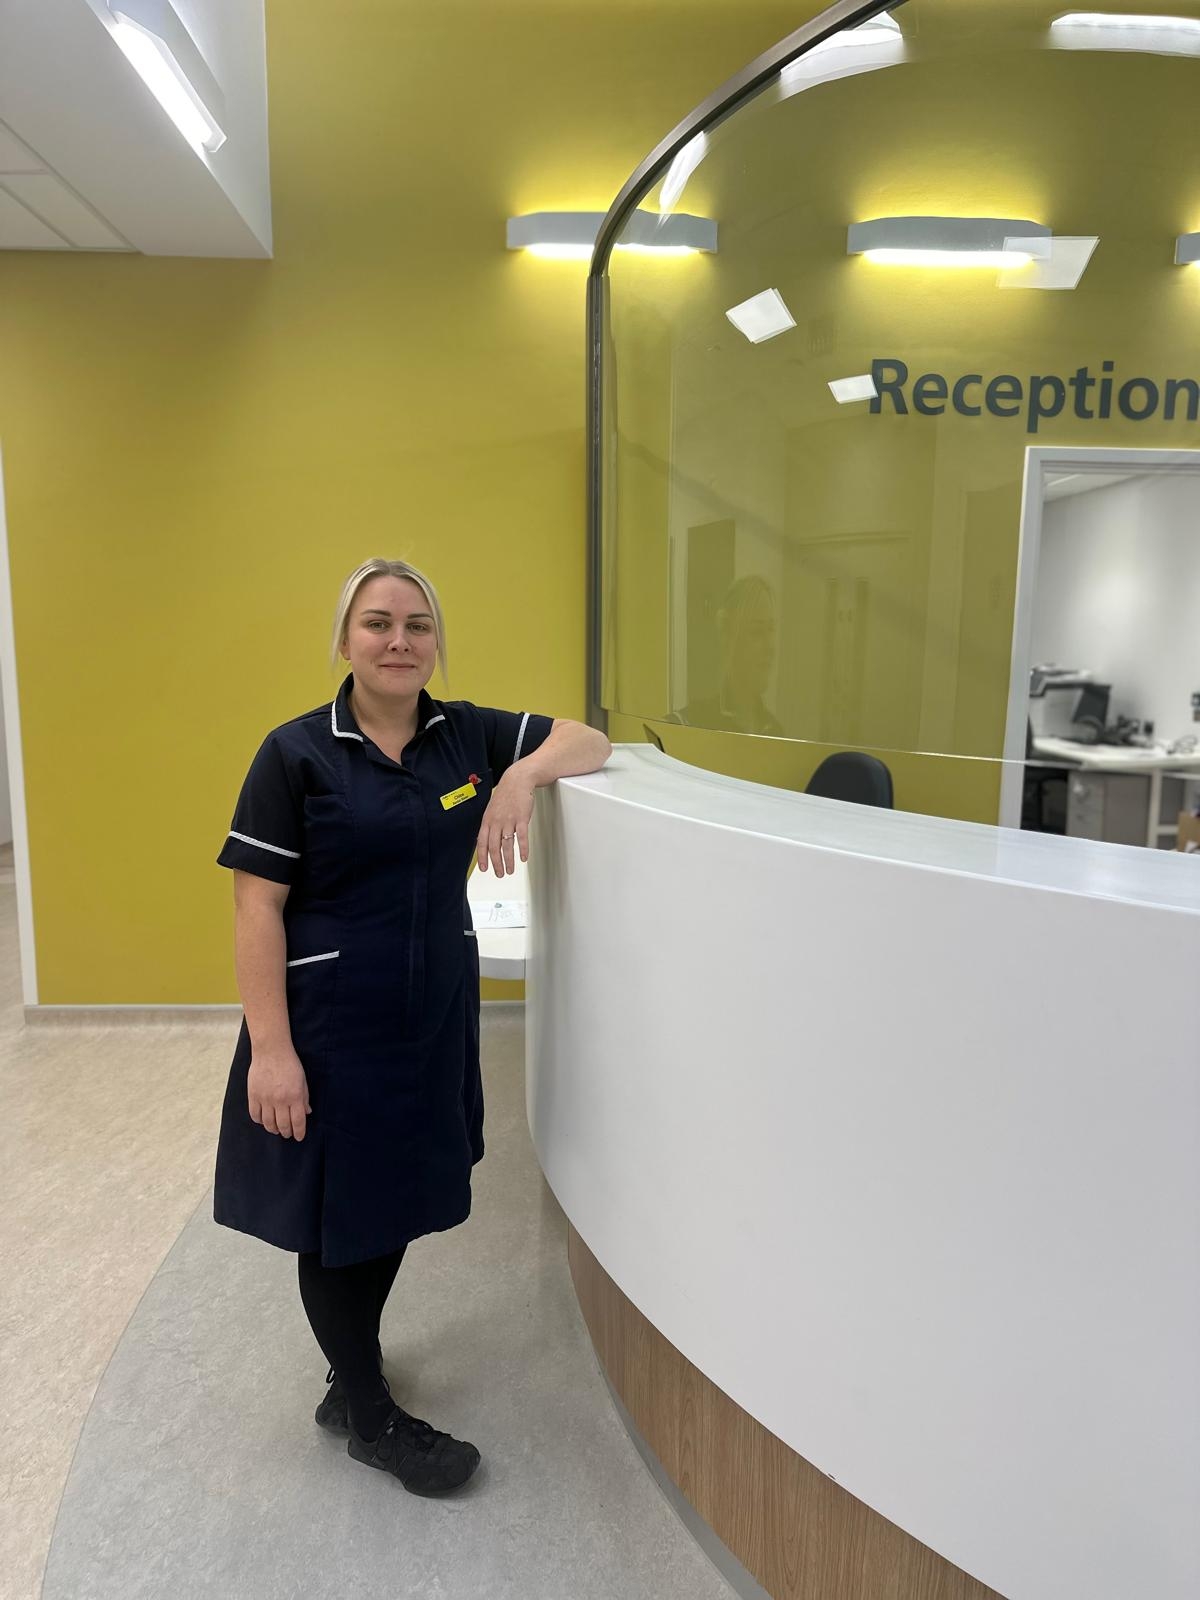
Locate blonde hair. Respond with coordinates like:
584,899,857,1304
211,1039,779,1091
330,558,449,684
716,574,775,639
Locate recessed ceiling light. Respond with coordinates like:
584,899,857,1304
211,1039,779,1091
106,0,227,154
725,288,796,344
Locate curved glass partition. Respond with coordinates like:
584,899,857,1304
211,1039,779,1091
590,0,1200,834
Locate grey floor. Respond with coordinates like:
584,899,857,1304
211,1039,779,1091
40,1008,736,1600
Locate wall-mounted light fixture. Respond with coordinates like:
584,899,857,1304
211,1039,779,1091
725,288,796,344
106,0,227,153
1050,12,1200,58
506,210,717,261
848,216,1052,268
1175,231,1200,264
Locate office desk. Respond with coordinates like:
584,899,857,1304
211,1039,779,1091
1031,737,1200,847
467,857,528,979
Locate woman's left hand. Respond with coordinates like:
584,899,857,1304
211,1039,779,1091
477,772,536,877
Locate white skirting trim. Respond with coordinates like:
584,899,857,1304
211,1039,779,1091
23,1005,244,1027
23,999,526,1026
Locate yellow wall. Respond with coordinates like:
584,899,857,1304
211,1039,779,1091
0,0,812,1003
610,713,1004,823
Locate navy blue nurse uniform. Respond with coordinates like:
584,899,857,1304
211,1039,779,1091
213,674,553,1268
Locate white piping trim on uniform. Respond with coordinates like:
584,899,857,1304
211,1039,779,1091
330,699,364,742
425,713,446,730
513,711,531,764
464,929,477,938
228,830,301,860
286,950,340,967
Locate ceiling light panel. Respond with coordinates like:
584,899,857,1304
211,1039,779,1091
726,288,796,343
828,374,880,404
999,235,1099,290
107,0,227,154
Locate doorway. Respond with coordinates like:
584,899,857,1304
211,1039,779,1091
999,446,1200,842
0,447,37,1004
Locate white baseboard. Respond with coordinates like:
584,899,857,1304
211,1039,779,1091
23,999,526,1025
24,1005,243,1026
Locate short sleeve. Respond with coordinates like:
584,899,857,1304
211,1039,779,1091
216,732,304,886
475,706,554,783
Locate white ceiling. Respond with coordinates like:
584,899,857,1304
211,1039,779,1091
0,119,130,250
0,0,271,258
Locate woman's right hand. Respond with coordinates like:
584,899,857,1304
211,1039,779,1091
247,1046,312,1141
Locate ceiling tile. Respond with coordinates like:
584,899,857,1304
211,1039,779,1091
1,174,129,249
0,188,69,249
0,118,44,173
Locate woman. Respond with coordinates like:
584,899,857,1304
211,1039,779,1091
677,574,784,736
214,558,611,1496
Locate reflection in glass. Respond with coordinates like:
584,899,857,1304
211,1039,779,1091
673,574,784,736
777,7,905,99
725,287,796,343
1049,11,1200,58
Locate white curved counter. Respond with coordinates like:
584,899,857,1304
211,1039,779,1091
525,746,1200,1600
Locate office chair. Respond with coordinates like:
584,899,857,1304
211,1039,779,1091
805,751,894,808
1021,718,1066,834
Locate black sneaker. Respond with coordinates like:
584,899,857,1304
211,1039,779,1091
346,1404,481,1496
314,1367,350,1435
314,1342,385,1436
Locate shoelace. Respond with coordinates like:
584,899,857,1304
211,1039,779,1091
380,1406,438,1455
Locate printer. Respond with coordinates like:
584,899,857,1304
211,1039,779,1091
1029,666,1111,743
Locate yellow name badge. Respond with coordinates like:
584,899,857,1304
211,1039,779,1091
440,781,477,811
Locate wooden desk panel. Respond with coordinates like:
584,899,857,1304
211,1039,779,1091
569,1225,1005,1600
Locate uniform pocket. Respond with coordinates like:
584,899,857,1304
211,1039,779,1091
285,951,340,1066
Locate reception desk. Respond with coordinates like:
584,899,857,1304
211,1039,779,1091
525,747,1200,1600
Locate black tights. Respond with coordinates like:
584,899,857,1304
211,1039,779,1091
297,1246,406,1440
